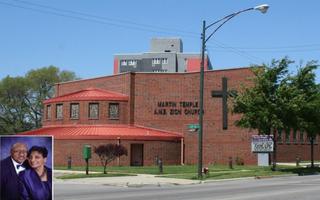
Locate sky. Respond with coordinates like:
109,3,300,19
0,0,320,82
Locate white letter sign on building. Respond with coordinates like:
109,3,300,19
251,135,274,153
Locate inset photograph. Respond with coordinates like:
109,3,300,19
0,135,53,200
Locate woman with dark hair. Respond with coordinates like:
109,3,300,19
19,146,52,200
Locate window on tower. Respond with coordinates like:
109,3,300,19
56,104,63,119
108,103,119,119
46,105,51,120
89,103,99,119
70,103,79,119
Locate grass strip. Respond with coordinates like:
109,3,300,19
57,173,136,179
55,165,320,180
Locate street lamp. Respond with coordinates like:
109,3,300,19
198,4,269,179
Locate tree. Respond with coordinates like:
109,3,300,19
290,63,320,168
94,144,128,174
0,66,78,134
0,76,32,133
232,58,293,170
25,66,78,128
232,57,320,169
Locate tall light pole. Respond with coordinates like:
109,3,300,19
198,4,269,179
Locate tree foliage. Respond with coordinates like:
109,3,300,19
0,76,32,133
0,66,78,134
232,57,320,168
290,63,320,167
292,63,320,134
94,144,128,174
233,58,292,135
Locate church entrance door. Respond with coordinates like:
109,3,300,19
130,144,144,166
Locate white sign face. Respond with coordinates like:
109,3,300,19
251,135,274,153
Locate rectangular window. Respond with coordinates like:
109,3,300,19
89,103,99,119
299,131,304,144
162,58,168,64
128,60,137,66
70,103,79,119
46,105,51,120
121,60,127,66
56,104,63,119
109,103,119,119
184,58,188,66
307,137,311,145
285,130,290,144
152,69,168,73
152,58,161,65
277,129,283,144
293,129,298,144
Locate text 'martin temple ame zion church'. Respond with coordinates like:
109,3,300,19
22,38,319,167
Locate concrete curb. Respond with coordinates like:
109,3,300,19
53,170,315,187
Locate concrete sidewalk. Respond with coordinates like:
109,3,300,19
54,162,318,187
54,171,201,187
278,162,320,167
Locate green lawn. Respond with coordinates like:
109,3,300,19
56,164,254,175
55,165,198,175
55,164,320,180
160,167,291,180
58,173,136,179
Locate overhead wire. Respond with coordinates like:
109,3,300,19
207,42,264,64
0,0,197,37
11,0,199,37
1,0,318,64
214,43,320,50
208,45,320,53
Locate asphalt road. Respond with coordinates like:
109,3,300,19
54,175,320,200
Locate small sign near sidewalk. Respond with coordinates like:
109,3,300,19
251,135,274,153
251,135,273,166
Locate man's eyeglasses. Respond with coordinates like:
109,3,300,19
13,150,27,154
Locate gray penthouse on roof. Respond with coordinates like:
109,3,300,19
113,38,211,74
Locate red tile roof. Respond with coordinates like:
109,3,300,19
43,88,129,103
20,125,183,141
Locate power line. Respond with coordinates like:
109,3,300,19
212,43,320,50
207,41,264,64
3,0,316,64
11,0,199,37
0,0,268,64
0,0,198,37
208,43,320,52
207,47,320,53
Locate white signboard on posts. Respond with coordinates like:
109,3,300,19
251,135,274,153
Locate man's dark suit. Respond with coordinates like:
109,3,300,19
0,156,25,200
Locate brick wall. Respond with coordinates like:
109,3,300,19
52,69,320,165
131,69,258,165
276,133,320,162
277,143,320,162
54,139,181,167
55,73,132,96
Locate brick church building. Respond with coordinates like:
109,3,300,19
22,68,320,167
